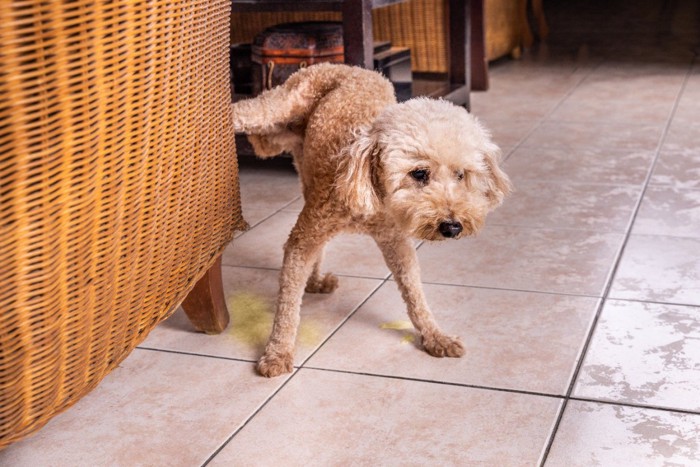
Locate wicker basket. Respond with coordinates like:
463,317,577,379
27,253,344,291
0,0,245,448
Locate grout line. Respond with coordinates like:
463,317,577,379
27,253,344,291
135,349,310,465
564,58,696,396
295,366,700,418
539,56,697,466
486,58,604,467
483,220,631,234
501,60,601,162
605,296,700,309
301,366,567,400
200,276,391,466
200,368,302,467
297,277,392,369
136,346,256,364
236,194,302,234
567,396,700,417
411,278,605,300
539,298,605,466
134,348,700,420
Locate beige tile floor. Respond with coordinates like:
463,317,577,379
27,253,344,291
3,0,700,465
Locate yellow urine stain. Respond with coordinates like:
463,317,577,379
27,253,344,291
227,292,272,348
297,322,322,347
380,320,414,331
401,334,416,344
226,292,322,349
380,320,416,344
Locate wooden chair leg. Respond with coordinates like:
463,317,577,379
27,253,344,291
532,0,549,40
519,0,535,49
182,256,230,334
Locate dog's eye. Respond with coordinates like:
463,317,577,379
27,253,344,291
456,171,465,181
410,169,429,182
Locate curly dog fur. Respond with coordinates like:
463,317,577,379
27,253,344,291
232,63,511,377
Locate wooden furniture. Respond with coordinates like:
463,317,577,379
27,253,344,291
231,0,473,107
372,0,548,90
1,0,246,448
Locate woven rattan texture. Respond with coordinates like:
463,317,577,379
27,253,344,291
0,0,244,448
230,0,449,73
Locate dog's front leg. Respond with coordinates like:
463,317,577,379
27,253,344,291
257,216,333,377
373,234,465,358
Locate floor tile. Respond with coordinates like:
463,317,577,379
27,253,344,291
579,63,688,92
550,97,675,125
307,283,598,395
661,121,700,152
548,67,684,125
632,185,700,238
469,116,539,149
210,369,562,466
482,60,590,91
651,146,700,189
504,146,654,186
546,401,700,466
141,266,382,364
573,300,700,411
280,196,304,212
488,180,639,232
223,211,296,268
672,81,700,124
238,162,301,213
0,349,286,467
600,60,689,75
417,225,623,296
223,211,391,278
235,208,276,236
610,234,700,305
470,93,559,124
522,121,662,152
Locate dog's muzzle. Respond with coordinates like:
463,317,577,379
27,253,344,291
438,220,463,238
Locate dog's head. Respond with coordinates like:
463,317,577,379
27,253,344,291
336,98,511,241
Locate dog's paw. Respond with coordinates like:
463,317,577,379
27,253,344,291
421,332,465,358
256,350,294,377
305,272,339,294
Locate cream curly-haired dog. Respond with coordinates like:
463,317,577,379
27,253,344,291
233,63,511,377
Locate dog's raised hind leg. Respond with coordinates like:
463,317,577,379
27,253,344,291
257,212,336,377
373,234,465,358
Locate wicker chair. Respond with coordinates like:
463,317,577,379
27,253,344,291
0,0,246,449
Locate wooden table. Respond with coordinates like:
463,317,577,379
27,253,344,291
232,0,473,108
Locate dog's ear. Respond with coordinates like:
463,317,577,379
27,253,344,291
482,142,512,208
335,129,382,216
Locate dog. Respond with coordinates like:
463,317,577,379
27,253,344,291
232,63,511,377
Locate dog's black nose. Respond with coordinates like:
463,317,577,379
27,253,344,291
439,221,463,238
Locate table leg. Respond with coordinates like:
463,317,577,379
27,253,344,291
448,0,472,108
470,0,489,91
342,0,374,68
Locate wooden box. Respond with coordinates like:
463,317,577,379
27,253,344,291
251,21,344,95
